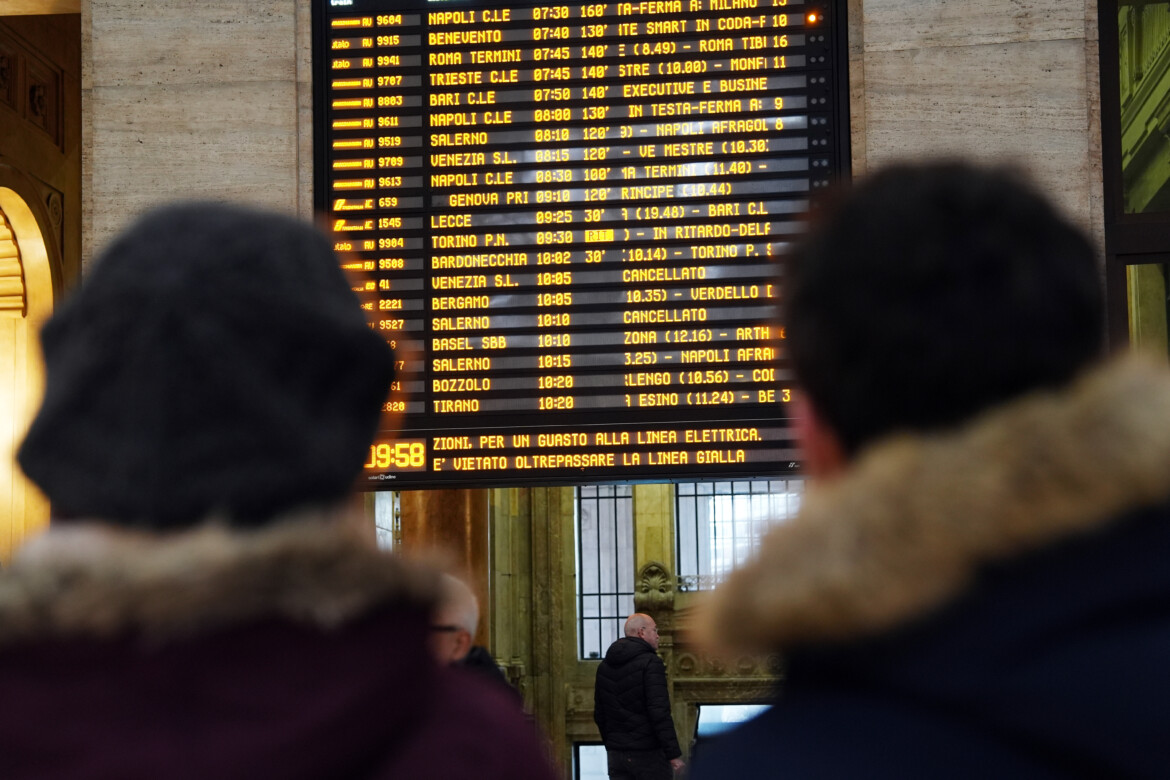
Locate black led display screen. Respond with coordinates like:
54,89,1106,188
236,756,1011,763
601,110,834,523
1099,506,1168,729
312,0,849,488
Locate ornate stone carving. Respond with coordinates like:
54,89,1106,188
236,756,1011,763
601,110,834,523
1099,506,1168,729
47,191,62,227
736,655,758,675
634,561,674,615
28,84,45,119
670,646,784,680
566,685,592,714
0,49,14,110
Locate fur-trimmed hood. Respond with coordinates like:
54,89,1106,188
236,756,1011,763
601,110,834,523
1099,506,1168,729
697,354,1170,652
0,510,439,646
0,513,559,780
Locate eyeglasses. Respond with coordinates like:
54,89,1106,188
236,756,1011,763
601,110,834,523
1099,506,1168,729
430,624,460,633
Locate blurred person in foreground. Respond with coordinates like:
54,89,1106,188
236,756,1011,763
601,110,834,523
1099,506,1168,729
691,161,1170,778
431,573,521,703
0,203,555,780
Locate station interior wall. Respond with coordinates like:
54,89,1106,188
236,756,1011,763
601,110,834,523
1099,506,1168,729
1,1,1105,774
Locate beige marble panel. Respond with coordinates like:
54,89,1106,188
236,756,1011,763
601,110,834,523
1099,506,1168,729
89,0,295,87
87,81,298,252
81,1,93,267
295,0,314,220
296,84,314,222
864,0,1086,52
1083,0,1104,257
84,0,302,265
848,0,867,176
864,38,1092,228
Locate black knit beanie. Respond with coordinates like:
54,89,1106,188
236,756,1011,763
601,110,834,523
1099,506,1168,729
17,202,395,529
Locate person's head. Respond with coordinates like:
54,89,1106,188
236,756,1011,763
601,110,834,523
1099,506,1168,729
625,613,659,650
17,202,395,529
786,161,1104,470
430,573,479,664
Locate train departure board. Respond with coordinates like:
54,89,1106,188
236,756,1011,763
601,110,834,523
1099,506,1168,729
312,0,849,489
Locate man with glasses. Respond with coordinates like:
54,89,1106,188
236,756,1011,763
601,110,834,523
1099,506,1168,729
431,573,520,702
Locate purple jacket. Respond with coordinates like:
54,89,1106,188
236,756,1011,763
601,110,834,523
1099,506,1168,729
0,519,556,779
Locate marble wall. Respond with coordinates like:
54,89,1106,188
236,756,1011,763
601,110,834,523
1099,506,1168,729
72,3,1108,769
853,0,1102,243
83,0,313,265
81,0,1103,262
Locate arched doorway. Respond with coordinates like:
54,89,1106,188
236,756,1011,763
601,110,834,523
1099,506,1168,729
0,9,80,562
0,187,55,562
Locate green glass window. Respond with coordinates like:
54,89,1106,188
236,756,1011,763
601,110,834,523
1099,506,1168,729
1118,2,1170,214
1128,263,1170,355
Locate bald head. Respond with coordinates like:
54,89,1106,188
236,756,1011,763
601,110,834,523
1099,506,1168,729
438,574,479,633
625,613,660,650
430,574,479,664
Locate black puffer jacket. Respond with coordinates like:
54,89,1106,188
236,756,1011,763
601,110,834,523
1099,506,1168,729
593,637,682,758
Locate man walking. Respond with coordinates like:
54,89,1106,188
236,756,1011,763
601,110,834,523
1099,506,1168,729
594,613,685,779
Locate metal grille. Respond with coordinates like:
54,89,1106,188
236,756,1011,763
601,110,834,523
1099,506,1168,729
577,484,635,660
676,479,804,591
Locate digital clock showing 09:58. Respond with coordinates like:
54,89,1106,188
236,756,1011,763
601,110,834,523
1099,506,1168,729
364,439,427,471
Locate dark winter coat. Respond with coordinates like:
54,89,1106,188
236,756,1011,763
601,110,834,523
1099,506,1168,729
593,636,682,758
691,356,1170,778
463,644,524,706
0,517,557,780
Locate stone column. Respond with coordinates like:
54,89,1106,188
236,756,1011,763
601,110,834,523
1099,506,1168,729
399,488,491,644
